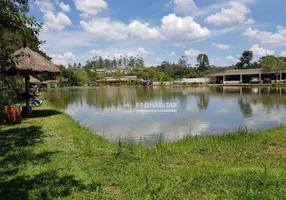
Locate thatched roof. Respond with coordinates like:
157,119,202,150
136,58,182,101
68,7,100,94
23,75,41,84
5,47,60,74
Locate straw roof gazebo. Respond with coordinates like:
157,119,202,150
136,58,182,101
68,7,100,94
8,47,60,74
3,47,60,117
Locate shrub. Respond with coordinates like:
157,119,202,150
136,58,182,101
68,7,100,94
0,76,24,123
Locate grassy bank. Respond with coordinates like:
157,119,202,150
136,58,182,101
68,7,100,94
1,103,286,199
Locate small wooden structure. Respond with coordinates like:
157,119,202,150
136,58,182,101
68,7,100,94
3,47,60,117
23,75,41,84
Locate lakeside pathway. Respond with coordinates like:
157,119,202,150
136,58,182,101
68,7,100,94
1,102,286,199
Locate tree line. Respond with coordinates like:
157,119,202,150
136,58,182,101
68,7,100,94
83,55,145,70
0,0,48,121
53,51,286,86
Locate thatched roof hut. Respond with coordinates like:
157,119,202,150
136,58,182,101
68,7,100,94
2,47,60,117
6,47,60,74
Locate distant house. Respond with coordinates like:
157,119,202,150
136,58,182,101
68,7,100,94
96,68,135,76
96,76,138,84
44,80,59,88
206,69,286,84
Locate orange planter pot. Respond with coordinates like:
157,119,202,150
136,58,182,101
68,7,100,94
4,105,22,124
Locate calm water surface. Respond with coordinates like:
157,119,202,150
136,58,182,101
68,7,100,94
45,86,286,142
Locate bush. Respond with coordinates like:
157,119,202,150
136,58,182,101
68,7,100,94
0,76,24,123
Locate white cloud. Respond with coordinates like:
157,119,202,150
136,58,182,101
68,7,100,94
174,0,197,16
243,26,286,46
174,43,186,48
51,52,76,65
165,0,173,8
226,55,238,64
167,51,177,56
185,49,201,57
212,42,231,50
128,21,165,40
35,0,54,12
155,57,163,63
281,51,286,57
205,1,250,26
249,44,276,57
35,0,71,31
80,14,210,42
43,12,72,31
211,18,256,37
245,19,255,25
80,18,129,40
88,48,154,59
195,0,257,17
132,48,154,57
60,2,70,12
74,0,108,15
161,14,211,41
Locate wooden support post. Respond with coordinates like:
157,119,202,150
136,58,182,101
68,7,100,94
25,73,30,117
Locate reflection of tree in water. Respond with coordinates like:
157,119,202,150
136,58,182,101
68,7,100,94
244,88,286,113
238,98,253,118
83,86,187,110
197,93,210,110
45,89,78,110
46,86,286,114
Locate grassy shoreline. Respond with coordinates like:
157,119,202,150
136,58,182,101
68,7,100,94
1,102,286,199
46,83,286,91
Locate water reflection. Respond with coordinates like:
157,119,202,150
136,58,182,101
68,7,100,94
238,99,253,118
45,86,286,142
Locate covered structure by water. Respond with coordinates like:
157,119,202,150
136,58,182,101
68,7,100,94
206,69,286,84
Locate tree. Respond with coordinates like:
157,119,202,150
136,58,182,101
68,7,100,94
161,61,171,67
78,63,82,69
178,56,189,68
1,1,45,70
97,73,106,81
112,71,124,81
68,69,89,86
0,0,46,121
104,57,110,68
236,51,253,69
197,54,210,71
98,56,104,68
128,56,136,69
111,58,117,68
118,57,123,68
261,56,286,81
137,68,156,84
137,57,144,68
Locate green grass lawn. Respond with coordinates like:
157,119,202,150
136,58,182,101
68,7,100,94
1,102,286,199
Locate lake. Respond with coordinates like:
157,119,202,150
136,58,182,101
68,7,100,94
45,86,286,143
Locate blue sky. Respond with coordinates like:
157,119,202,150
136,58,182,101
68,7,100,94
29,0,286,67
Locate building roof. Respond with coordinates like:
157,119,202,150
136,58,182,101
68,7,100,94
97,76,137,82
23,75,41,84
206,69,286,77
44,80,59,83
6,47,60,75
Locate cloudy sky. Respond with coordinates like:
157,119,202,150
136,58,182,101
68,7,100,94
29,0,286,67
